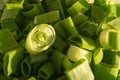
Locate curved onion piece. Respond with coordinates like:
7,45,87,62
25,24,56,55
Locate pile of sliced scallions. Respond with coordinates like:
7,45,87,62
0,0,120,80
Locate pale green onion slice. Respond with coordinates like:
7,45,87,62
65,59,94,80
99,29,120,51
6,0,25,9
67,45,92,63
25,24,56,55
99,29,111,49
93,48,103,64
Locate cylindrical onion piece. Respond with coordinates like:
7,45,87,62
93,48,103,64
65,59,94,80
93,63,119,80
38,62,55,80
21,56,31,77
3,47,24,76
67,45,92,63
25,24,56,55
99,29,120,51
99,29,111,49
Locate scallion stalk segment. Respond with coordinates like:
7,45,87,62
25,24,56,55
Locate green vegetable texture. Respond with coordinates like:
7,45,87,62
0,0,120,80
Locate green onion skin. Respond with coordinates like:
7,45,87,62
93,48,103,64
25,24,56,55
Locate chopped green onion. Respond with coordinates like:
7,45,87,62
53,20,68,39
21,56,31,77
25,24,56,54
38,62,55,80
1,21,19,32
21,4,44,19
53,36,66,52
3,47,24,76
107,17,120,30
109,31,120,51
34,11,60,24
93,63,119,80
51,50,65,73
30,52,48,64
93,48,103,64
99,29,120,51
0,29,19,54
28,77,37,80
6,0,25,9
102,50,120,68
72,12,88,26
61,17,79,36
62,57,72,70
67,35,96,51
47,0,65,19
91,5,105,22
1,8,19,21
116,70,120,80
67,1,89,16
77,21,97,37
67,44,92,63
65,59,94,80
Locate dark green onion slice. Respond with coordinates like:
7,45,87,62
25,24,56,55
0,29,19,54
38,62,55,80
61,17,79,36
21,56,31,77
93,63,119,80
21,4,44,19
53,36,66,52
51,50,65,73
34,11,60,24
67,1,89,16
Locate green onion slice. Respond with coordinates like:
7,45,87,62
25,24,56,55
67,44,92,63
99,29,120,51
